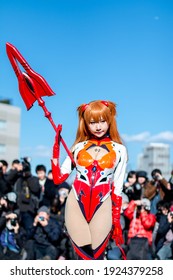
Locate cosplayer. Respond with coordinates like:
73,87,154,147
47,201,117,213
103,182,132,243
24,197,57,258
5,43,127,260
52,100,127,260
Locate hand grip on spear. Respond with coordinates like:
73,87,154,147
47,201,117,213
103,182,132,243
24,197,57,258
6,42,75,166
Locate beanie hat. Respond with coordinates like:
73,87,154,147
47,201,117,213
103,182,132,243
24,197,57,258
58,182,71,191
137,171,148,179
37,206,50,215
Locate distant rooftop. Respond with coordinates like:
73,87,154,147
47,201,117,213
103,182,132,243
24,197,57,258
148,142,170,148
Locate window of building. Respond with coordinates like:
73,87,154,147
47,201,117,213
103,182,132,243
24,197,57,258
0,120,6,130
0,144,6,154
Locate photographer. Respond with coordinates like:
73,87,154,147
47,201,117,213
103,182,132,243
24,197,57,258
144,169,170,214
0,192,25,259
167,170,173,200
24,206,62,259
0,160,11,196
14,157,41,239
50,182,75,260
0,212,21,258
124,198,156,259
154,203,173,259
0,192,19,231
0,160,8,174
5,159,23,190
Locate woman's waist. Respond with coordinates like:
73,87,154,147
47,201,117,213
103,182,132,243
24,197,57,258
72,179,112,200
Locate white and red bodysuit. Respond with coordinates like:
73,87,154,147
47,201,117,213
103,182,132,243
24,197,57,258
52,136,127,259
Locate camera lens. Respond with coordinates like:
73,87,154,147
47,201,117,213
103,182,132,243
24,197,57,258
10,219,17,226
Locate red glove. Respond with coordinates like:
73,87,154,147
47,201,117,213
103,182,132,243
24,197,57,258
111,191,124,246
51,124,68,184
52,124,62,158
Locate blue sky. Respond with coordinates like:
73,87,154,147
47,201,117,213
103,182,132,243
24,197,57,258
0,0,173,175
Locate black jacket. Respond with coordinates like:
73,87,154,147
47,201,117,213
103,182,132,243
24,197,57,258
0,172,12,196
15,175,40,214
30,217,62,246
39,178,57,207
155,214,173,252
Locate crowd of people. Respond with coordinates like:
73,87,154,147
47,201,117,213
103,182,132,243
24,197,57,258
0,157,76,260
0,157,173,260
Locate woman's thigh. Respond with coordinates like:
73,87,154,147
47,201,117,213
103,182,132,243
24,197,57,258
65,190,91,246
89,196,112,249
65,190,112,249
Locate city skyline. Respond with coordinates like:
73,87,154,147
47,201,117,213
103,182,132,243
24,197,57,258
0,0,173,175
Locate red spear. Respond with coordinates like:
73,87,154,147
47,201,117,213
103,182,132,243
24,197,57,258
6,42,75,166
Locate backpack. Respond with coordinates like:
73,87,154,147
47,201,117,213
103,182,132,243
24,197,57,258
15,178,39,213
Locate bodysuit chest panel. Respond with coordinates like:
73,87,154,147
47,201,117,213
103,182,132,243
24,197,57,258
76,139,116,169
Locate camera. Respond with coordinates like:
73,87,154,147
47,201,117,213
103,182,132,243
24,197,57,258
20,157,31,173
170,212,173,218
153,175,159,181
10,218,18,226
137,205,142,210
38,216,45,221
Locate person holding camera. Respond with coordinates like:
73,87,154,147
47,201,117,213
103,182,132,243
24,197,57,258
0,192,26,259
0,160,11,196
14,157,41,240
5,159,23,190
144,169,170,214
0,160,8,174
0,212,20,257
24,205,62,259
154,203,173,259
0,192,19,231
124,198,156,259
50,182,75,260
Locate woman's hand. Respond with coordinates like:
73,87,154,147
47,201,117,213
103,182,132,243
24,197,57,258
53,124,62,159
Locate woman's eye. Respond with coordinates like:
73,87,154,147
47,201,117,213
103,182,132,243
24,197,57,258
100,120,105,123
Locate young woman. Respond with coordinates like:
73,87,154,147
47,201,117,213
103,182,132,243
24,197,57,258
51,100,127,260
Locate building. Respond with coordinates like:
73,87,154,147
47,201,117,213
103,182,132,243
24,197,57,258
137,143,171,180
0,100,21,166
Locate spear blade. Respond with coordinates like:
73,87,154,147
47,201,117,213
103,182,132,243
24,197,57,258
6,42,55,110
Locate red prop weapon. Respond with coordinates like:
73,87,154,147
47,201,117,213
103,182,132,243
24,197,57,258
6,42,75,166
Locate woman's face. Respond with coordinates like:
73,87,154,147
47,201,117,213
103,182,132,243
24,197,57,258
88,118,109,138
137,177,146,185
128,175,136,185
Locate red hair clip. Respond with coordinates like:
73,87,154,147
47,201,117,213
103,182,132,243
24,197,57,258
101,100,109,107
81,104,89,112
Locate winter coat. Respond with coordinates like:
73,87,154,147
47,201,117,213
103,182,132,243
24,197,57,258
155,214,173,253
39,178,57,207
15,175,40,214
124,200,156,245
30,217,62,247
144,178,169,201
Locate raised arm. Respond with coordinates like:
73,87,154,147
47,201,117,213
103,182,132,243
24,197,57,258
51,125,74,184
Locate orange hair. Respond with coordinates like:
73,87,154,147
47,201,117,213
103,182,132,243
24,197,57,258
73,100,122,146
